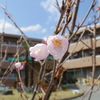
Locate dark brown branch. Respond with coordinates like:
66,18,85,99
54,0,67,35
69,0,80,34
30,60,47,100
43,60,56,100
69,0,96,40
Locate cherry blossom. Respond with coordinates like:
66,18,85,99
18,82,23,86
29,43,49,61
15,62,24,70
47,35,69,60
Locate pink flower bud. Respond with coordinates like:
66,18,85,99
15,62,24,70
29,44,49,61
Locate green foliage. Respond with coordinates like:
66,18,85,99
13,81,17,84
27,92,33,94
72,76,78,84
61,85,67,90
22,40,31,49
68,76,78,84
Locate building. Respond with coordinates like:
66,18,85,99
63,24,100,84
0,33,44,86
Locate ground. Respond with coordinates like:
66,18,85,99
69,85,100,100
0,88,83,100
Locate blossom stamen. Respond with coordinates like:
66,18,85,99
35,49,41,54
52,38,63,48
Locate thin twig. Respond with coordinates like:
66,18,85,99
80,75,100,100
69,0,95,40
88,9,97,100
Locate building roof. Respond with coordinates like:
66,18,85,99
0,33,43,42
65,23,100,37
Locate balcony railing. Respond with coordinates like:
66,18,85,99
7,56,33,62
3,44,23,47
63,56,100,69
7,55,54,62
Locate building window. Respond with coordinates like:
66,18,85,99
72,35,78,42
9,73,17,79
11,42,16,45
3,41,8,44
96,34,100,38
88,32,93,38
89,50,93,56
7,54,14,58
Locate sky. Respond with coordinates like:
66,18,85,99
0,0,98,39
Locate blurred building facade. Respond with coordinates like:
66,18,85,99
0,33,44,86
63,24,100,83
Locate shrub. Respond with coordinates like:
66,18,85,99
72,76,78,84
67,76,78,84
61,85,67,90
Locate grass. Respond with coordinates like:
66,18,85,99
0,89,83,100
0,89,25,100
34,89,83,100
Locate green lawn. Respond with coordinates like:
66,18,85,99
0,89,83,100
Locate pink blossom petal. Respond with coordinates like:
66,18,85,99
15,62,21,69
15,62,24,70
19,65,24,70
30,50,39,58
47,35,69,60
29,47,34,52
29,44,49,61
18,82,23,86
